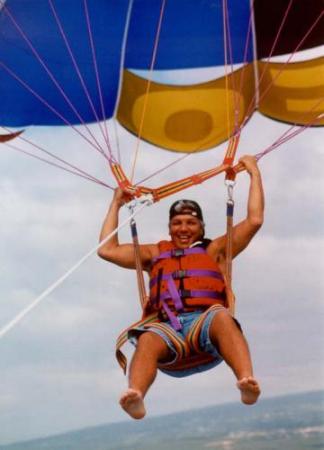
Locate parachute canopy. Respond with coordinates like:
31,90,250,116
0,0,323,152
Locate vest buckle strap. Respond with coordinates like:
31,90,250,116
180,289,192,298
173,269,187,279
171,248,185,257
161,299,182,331
180,289,225,299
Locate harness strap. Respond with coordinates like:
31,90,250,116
116,313,159,374
224,179,236,315
161,304,226,373
152,247,205,263
129,217,149,309
156,289,225,303
165,276,183,311
144,322,190,362
115,304,226,375
149,269,224,288
160,298,182,331
186,304,225,354
152,287,225,334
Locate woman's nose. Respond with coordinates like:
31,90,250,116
179,222,189,231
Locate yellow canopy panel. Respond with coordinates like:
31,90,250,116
117,66,255,153
258,57,324,126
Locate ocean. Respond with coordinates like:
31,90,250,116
1,391,323,450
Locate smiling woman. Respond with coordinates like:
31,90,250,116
97,155,264,419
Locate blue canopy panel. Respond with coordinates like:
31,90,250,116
0,0,130,126
125,0,253,70
0,0,253,127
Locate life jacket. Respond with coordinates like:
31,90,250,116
146,240,226,330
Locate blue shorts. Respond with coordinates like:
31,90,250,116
129,307,237,377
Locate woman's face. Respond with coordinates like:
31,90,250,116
169,215,204,248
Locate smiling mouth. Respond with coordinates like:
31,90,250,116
178,235,191,242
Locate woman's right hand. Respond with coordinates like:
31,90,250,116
113,187,133,208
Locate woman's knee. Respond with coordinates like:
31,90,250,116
211,309,234,327
209,310,242,343
136,331,170,361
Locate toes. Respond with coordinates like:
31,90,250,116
237,377,261,405
120,390,138,407
119,389,146,420
247,376,259,387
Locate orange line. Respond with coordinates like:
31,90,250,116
130,0,167,183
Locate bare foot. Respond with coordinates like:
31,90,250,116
237,376,261,405
119,388,146,419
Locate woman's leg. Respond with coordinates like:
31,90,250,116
208,310,261,405
120,331,171,419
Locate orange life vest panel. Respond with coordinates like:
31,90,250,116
147,240,226,329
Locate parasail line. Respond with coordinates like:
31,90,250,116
4,142,113,189
0,200,151,341
130,0,167,184
117,99,322,203
259,97,324,155
2,4,107,157
137,97,323,194
256,109,324,160
263,0,294,63
1,125,113,187
221,1,242,172
47,0,111,157
222,0,232,141
238,4,254,112
0,61,108,158
243,8,324,125
223,0,241,135
135,152,191,186
113,0,135,165
249,0,260,109
83,0,112,157
247,0,293,114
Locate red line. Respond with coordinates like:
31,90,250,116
47,0,111,158
3,4,107,158
0,62,109,158
237,9,253,104
4,143,113,189
223,0,241,133
2,127,114,186
244,8,324,124
130,0,167,182
256,99,324,160
83,0,113,157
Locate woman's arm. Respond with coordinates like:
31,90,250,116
208,155,264,261
97,189,156,270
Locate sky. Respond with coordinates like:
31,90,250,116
0,110,323,444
